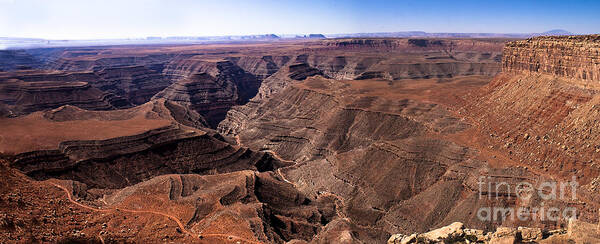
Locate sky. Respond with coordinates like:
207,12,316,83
0,0,598,40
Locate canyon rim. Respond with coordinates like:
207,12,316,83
1,1,600,243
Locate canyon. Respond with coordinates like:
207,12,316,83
1,35,599,243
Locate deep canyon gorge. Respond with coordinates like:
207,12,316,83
1,35,600,243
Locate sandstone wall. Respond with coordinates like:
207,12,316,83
503,35,600,81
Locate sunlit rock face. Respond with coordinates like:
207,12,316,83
503,35,600,82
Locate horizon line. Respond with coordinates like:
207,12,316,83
0,29,586,41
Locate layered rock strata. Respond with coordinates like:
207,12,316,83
464,35,600,226
11,125,286,189
153,60,261,128
0,80,129,115
503,35,600,82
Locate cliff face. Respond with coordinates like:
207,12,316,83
464,36,600,225
467,35,600,178
502,35,600,81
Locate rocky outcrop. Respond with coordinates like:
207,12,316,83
503,35,600,81
386,222,513,244
387,219,600,244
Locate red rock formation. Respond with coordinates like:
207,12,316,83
1,39,525,243
464,35,600,227
503,35,600,81
218,77,528,241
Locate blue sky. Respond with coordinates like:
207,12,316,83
0,0,598,39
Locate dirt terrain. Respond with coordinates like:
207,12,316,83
1,36,599,243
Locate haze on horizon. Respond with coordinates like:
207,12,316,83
0,0,598,40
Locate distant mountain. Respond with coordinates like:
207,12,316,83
0,30,580,50
328,31,428,38
540,29,573,36
308,34,326,39
0,34,283,50
326,31,533,38
240,34,280,40
293,34,326,39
